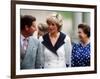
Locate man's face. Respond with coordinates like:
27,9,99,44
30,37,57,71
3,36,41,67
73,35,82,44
25,21,37,36
78,28,87,41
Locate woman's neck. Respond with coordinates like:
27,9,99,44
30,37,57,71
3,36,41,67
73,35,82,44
81,38,90,46
49,31,59,38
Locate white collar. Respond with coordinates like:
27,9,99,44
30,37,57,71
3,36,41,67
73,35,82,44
80,39,90,47
21,34,29,41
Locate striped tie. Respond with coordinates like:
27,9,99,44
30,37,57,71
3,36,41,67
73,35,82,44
23,38,28,52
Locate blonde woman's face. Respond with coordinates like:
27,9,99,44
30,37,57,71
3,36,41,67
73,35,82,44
48,22,58,34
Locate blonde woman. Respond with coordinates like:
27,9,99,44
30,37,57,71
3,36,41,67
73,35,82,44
37,13,72,68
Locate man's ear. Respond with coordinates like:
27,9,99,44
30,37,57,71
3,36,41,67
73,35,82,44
25,25,29,31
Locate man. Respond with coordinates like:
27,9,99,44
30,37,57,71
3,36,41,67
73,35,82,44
71,24,90,67
20,15,43,69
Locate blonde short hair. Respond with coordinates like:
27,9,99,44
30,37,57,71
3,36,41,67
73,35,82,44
46,13,63,31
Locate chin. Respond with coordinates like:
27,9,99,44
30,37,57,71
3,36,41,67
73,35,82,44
50,31,56,34
29,33,33,36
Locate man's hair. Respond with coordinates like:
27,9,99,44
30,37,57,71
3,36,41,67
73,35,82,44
78,23,90,38
21,15,36,30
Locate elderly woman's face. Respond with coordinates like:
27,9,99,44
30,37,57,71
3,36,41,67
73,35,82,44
78,28,88,41
48,22,58,34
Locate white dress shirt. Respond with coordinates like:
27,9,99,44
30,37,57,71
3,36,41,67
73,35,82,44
21,35,29,54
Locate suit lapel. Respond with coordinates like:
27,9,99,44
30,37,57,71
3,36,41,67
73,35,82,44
20,44,25,61
42,32,66,55
22,37,35,62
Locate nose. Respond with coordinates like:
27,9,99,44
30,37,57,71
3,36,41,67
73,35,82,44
49,24,53,29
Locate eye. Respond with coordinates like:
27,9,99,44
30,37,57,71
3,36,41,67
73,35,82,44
52,23,55,26
78,31,81,33
47,23,51,26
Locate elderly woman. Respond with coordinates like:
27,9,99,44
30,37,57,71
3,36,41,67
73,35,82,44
38,13,72,68
71,24,90,67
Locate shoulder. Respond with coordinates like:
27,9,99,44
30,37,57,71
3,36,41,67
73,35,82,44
60,32,66,38
63,33,71,42
29,36,39,45
72,43,80,50
59,32,71,43
43,33,49,40
65,35,70,41
39,33,49,42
